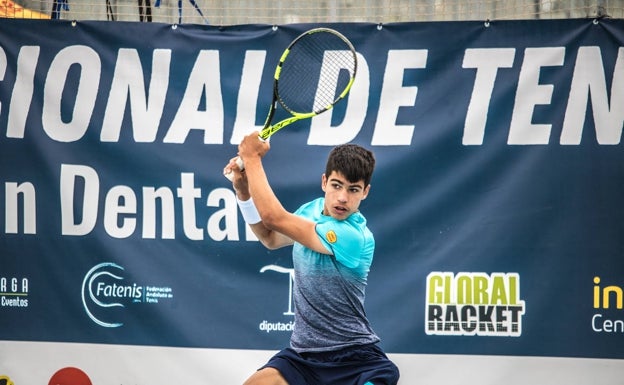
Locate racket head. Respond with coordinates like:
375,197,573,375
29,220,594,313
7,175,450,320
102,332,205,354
259,28,357,140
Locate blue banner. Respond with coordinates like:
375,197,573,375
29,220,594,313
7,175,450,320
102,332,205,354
1,17,623,372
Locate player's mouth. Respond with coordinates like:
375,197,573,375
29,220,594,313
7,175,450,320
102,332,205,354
333,205,349,216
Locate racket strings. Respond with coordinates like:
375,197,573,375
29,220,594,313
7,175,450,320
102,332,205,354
315,50,355,110
277,31,356,114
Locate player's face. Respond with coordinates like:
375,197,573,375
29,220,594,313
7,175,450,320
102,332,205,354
321,171,370,220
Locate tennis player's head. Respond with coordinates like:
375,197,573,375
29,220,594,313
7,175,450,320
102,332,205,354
325,144,375,187
321,144,375,219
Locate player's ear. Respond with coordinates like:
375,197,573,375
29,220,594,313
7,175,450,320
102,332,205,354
361,184,371,200
321,174,327,191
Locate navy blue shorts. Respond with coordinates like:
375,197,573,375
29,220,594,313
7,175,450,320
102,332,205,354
261,344,400,385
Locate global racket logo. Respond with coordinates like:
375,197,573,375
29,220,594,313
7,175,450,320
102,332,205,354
81,262,173,328
425,272,525,337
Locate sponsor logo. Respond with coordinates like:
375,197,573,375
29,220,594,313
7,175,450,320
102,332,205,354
258,264,295,333
48,367,92,385
425,272,525,337
591,276,624,333
325,230,337,243
259,319,295,333
81,262,173,328
0,375,14,385
0,276,29,308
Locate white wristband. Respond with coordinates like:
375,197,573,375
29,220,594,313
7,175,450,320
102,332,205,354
236,197,261,225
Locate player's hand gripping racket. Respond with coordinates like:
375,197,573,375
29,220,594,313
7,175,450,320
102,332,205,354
224,27,357,180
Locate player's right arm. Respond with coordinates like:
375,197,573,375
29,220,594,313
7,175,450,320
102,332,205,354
236,133,331,255
226,155,294,250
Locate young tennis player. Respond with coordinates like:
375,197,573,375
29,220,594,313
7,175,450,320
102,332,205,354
224,132,400,385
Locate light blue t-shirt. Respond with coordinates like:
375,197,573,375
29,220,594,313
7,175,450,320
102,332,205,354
290,197,380,352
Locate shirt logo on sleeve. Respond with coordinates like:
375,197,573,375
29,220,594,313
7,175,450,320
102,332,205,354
326,230,337,243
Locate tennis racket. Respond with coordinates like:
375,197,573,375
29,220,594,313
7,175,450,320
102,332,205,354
225,27,357,180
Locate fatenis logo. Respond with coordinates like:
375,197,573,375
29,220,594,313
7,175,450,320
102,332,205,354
81,262,173,328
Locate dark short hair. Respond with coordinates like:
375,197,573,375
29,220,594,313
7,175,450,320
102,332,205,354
325,144,375,186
